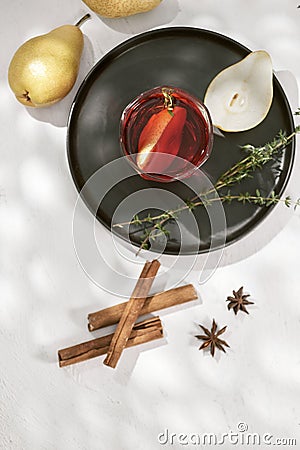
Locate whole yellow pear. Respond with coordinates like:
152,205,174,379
82,0,162,18
8,15,90,107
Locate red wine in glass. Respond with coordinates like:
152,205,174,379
120,86,213,182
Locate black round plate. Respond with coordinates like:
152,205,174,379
67,27,295,255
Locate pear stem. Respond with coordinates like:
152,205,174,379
75,13,91,28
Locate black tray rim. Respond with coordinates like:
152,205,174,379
66,26,296,255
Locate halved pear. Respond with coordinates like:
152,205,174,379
204,51,273,132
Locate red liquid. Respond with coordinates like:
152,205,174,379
120,87,213,182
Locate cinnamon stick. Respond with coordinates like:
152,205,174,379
58,316,163,367
103,260,161,368
88,284,198,331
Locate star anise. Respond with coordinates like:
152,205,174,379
195,319,230,357
226,286,254,315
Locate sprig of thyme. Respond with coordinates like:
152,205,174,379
129,190,300,252
114,117,300,253
192,127,300,199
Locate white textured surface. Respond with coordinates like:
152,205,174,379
1,1,300,449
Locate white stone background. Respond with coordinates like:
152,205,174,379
0,0,300,449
